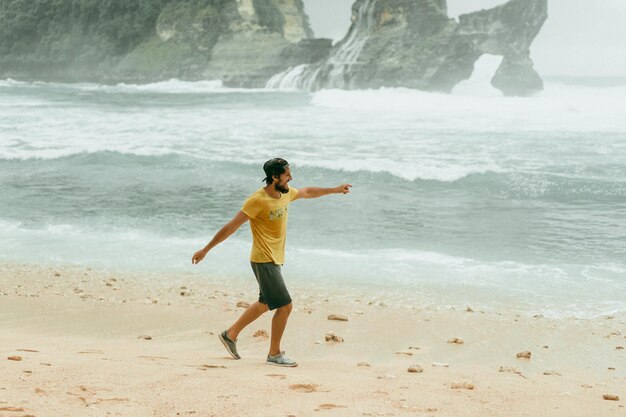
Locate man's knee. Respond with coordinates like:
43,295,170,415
277,302,292,314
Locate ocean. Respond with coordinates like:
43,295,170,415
1,72,625,318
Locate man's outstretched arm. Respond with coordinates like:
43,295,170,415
297,184,352,199
192,210,250,264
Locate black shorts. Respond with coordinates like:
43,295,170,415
250,262,292,310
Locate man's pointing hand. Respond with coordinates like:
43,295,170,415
337,184,352,194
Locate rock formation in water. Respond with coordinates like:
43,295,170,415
0,0,547,95
269,0,548,96
0,0,330,84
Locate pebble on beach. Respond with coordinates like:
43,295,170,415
8,356,22,361
253,329,269,338
451,382,475,390
432,362,450,368
603,394,620,401
516,351,532,359
499,366,522,375
447,337,464,344
138,335,152,340
357,362,371,367
408,365,423,373
327,314,349,321
543,370,561,376
325,331,344,342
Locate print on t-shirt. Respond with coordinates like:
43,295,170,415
269,205,288,220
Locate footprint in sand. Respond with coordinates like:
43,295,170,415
138,356,169,361
289,384,319,393
315,404,347,411
77,349,103,354
197,364,226,370
266,374,287,379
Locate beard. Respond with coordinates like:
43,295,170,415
274,182,289,194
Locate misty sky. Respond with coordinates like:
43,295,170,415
303,0,626,76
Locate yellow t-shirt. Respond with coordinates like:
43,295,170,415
241,187,299,265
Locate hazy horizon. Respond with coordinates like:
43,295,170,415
303,0,626,77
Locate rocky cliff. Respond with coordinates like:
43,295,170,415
0,0,547,95
0,0,328,85
269,0,548,96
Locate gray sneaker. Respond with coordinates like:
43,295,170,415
219,330,240,359
266,351,298,367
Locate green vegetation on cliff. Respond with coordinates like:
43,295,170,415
0,0,167,64
0,0,234,79
253,0,285,36
0,0,326,85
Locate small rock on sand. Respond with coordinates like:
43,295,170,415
516,351,531,359
325,331,344,342
543,370,561,376
236,301,250,308
432,362,449,368
7,356,22,361
499,366,522,375
138,335,152,340
395,351,413,356
327,314,348,321
451,382,475,390
408,365,423,373
253,329,269,338
603,394,620,401
447,337,464,344
581,384,593,388
357,362,371,367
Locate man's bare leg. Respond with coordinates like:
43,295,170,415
269,302,292,356
227,301,269,340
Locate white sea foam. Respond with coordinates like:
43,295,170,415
287,157,503,182
77,79,225,94
0,78,29,87
310,84,626,132
0,78,287,94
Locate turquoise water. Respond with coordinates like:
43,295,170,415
1,77,625,317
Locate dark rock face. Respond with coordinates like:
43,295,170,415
269,0,548,96
0,0,326,85
0,0,547,94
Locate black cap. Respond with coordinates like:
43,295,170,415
262,158,289,183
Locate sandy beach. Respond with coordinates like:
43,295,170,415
1,263,624,417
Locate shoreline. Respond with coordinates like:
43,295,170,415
1,263,625,416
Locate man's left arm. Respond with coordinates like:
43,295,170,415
297,184,352,199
